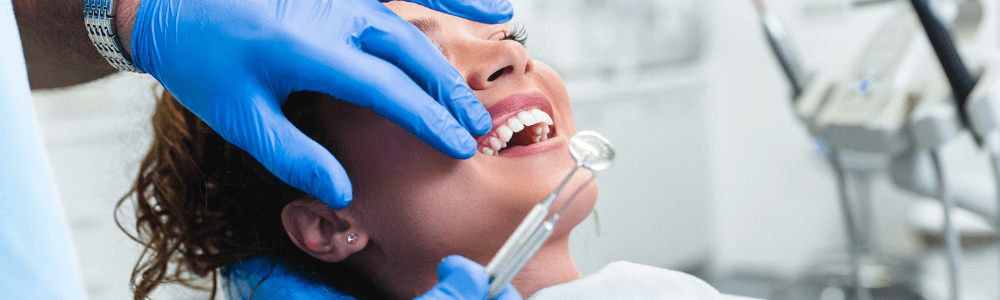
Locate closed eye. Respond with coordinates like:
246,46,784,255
502,23,528,45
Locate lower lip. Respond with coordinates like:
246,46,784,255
497,136,566,158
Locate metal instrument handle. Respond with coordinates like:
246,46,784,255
487,220,556,299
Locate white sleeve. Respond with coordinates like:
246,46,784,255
528,261,764,300
0,2,88,299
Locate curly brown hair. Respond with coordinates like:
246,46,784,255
115,90,387,300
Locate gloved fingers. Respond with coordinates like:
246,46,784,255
387,0,513,24
495,283,523,300
359,15,491,136
414,255,489,300
297,49,477,159
223,91,353,209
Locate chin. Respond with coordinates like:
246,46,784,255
553,179,599,238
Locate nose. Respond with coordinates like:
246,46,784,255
466,41,534,90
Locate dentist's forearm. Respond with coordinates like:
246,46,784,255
12,0,139,89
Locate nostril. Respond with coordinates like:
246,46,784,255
487,66,514,82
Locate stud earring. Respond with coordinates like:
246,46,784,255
346,233,357,245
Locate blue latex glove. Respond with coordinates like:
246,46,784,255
226,256,356,300
416,255,522,300
226,255,522,300
130,0,512,209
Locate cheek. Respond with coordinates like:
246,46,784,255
340,122,517,263
336,113,588,266
533,61,577,134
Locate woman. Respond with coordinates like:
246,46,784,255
120,2,741,299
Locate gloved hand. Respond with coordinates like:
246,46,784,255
226,255,521,300
129,0,511,209
416,255,522,300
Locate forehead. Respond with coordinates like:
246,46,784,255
383,1,503,35
383,1,439,20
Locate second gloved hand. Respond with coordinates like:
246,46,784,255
416,255,522,300
128,0,512,210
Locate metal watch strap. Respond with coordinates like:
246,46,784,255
83,0,145,73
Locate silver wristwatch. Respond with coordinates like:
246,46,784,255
83,0,145,73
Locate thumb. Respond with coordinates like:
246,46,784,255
221,92,353,209
393,0,513,24
415,255,489,300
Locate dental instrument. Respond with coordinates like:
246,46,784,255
754,0,1000,297
753,1,959,298
907,2,968,298
907,0,1000,296
487,176,596,299
909,0,975,129
828,147,874,300
484,131,615,299
754,1,919,298
752,0,810,100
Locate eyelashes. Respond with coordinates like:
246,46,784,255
502,23,528,45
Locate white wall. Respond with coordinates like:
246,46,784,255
34,74,211,300
703,0,858,276
566,68,714,275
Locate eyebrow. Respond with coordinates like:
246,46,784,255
406,17,441,35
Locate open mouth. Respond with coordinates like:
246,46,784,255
477,93,557,156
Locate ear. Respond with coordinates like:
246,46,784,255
281,196,368,263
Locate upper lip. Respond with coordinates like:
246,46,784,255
475,92,555,147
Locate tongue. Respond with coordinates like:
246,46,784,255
512,125,540,145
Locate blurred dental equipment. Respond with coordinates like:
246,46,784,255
755,0,1000,298
751,0,810,99
485,131,615,299
907,2,973,299
910,0,1000,298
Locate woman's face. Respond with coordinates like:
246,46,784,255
294,1,597,297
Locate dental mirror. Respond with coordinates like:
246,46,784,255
569,131,615,171
486,131,615,299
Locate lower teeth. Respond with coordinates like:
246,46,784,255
482,124,552,155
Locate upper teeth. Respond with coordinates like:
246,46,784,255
481,108,553,156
